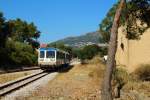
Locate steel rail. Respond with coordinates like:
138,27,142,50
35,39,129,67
0,71,48,96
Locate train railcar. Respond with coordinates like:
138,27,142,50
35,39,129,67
38,47,70,70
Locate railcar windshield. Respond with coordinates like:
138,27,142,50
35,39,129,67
46,51,55,58
40,51,45,58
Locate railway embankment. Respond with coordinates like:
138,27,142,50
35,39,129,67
2,72,58,100
6,57,105,100
0,57,149,100
0,69,41,84
0,66,40,74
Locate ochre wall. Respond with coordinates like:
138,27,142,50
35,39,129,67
116,26,150,72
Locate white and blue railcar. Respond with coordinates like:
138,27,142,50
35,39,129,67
38,48,70,70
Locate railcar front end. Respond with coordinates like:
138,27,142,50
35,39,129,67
38,47,71,71
38,48,56,70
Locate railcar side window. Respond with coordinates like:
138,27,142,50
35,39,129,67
46,51,55,58
57,52,64,59
40,51,45,58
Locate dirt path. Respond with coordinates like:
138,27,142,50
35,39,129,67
10,59,105,100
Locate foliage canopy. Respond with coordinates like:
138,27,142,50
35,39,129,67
0,12,40,68
100,0,150,42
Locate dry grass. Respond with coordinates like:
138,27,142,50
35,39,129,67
0,70,40,84
123,81,150,92
17,57,105,100
2,57,149,100
122,64,150,98
133,64,150,81
114,66,150,100
108,64,150,100
87,57,105,79
117,81,150,100
113,68,131,87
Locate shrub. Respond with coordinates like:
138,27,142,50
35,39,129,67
88,56,103,64
87,57,105,78
112,68,131,98
7,40,38,66
113,68,130,88
133,64,150,81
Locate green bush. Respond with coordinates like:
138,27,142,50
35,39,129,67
6,40,37,66
133,64,150,81
113,68,130,88
0,13,40,68
74,45,104,61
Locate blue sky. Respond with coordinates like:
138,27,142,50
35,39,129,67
0,0,117,43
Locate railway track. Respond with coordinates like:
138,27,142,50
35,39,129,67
0,67,40,74
0,71,48,96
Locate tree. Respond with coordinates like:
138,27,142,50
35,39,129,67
100,1,150,99
7,19,40,48
0,12,41,68
99,3,119,43
72,44,104,62
101,0,126,100
0,12,7,47
100,0,150,42
81,45,101,59
0,12,11,66
126,0,150,39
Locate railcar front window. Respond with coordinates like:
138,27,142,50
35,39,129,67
40,51,44,58
46,51,55,58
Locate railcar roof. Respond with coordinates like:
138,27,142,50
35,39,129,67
39,47,69,54
39,47,57,51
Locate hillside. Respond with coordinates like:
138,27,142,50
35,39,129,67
50,31,103,47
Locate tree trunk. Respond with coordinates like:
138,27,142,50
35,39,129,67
101,0,126,100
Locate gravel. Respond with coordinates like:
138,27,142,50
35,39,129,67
0,69,42,84
1,72,58,100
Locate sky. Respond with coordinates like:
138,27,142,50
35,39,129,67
0,0,117,43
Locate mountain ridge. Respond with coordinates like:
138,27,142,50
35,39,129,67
49,31,103,47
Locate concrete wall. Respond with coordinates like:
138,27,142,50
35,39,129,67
116,26,150,72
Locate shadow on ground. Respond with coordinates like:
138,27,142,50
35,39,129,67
44,64,74,73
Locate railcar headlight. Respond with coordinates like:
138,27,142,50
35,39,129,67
51,59,55,61
40,59,44,61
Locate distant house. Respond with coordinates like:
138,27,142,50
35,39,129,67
40,43,47,48
116,26,150,72
97,43,108,48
